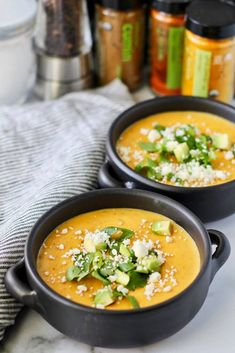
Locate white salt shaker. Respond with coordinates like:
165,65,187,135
0,0,36,105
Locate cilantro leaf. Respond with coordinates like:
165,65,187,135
139,142,158,152
103,227,134,242
127,295,140,309
126,271,148,291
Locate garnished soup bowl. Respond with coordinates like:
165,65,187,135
99,96,235,222
5,189,230,348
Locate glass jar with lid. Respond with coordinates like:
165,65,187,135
182,0,235,103
0,0,36,105
150,0,191,96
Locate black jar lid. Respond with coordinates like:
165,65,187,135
186,0,235,39
96,0,144,11
152,0,191,15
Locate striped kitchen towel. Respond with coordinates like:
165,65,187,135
0,80,135,341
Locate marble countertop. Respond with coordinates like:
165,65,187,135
1,88,235,353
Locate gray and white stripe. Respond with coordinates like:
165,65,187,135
0,80,134,341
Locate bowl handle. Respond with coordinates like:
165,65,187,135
208,229,231,282
5,258,43,313
98,161,136,189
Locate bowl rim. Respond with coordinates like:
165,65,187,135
106,96,235,193
25,188,211,315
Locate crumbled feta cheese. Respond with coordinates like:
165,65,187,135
117,146,131,162
108,274,118,282
57,243,65,250
149,272,161,283
148,129,161,142
111,249,117,256
155,160,229,186
76,285,87,295
61,228,68,234
166,140,179,152
133,150,143,162
117,285,129,295
44,271,49,276
144,283,155,300
60,276,66,283
48,255,55,260
140,128,150,135
75,230,82,235
163,285,172,292
224,151,234,160
166,236,173,243
123,238,131,246
62,248,81,258
132,240,148,258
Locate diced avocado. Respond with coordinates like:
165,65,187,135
92,251,103,269
135,265,149,274
84,237,96,253
145,256,161,272
94,288,114,307
119,244,131,257
100,259,116,277
212,134,231,150
174,142,189,162
118,261,135,272
152,220,172,236
91,270,110,285
95,242,107,251
115,269,130,286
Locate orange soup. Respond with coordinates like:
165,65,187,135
116,111,235,187
37,208,200,310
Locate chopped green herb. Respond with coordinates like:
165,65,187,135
154,124,166,134
103,227,134,242
91,270,110,285
118,261,135,272
66,266,81,281
139,142,158,152
126,271,148,291
127,295,140,309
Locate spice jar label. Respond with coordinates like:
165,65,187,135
166,27,184,89
192,49,212,97
122,23,134,62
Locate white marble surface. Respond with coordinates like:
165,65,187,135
1,88,235,353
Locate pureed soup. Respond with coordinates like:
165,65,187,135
116,111,235,187
37,208,200,310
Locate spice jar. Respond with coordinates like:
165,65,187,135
150,0,190,96
35,0,93,100
182,0,235,103
95,0,145,92
0,0,36,105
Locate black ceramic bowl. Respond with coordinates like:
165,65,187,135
99,96,235,222
5,189,230,348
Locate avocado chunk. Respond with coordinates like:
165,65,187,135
94,288,114,307
92,251,103,269
119,244,131,257
145,255,162,272
136,255,162,273
152,220,172,236
115,269,130,286
95,242,107,251
174,142,189,162
212,133,231,150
